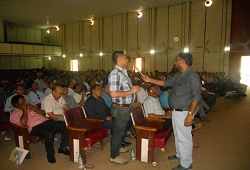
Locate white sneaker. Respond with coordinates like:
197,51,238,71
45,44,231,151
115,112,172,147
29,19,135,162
110,156,129,165
119,147,129,153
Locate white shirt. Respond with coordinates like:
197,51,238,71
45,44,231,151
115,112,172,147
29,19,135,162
41,93,66,117
73,93,87,104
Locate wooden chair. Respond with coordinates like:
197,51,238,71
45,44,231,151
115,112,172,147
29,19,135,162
130,106,172,163
64,107,109,164
11,103,53,159
12,124,43,159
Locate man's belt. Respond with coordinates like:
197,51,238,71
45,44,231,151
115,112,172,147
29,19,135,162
112,102,131,107
173,109,184,111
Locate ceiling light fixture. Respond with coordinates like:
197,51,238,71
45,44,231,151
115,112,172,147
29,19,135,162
224,46,230,52
137,11,143,18
55,26,59,31
184,47,189,53
90,20,94,26
80,53,83,57
205,0,213,7
62,54,66,58
99,52,103,57
150,50,155,54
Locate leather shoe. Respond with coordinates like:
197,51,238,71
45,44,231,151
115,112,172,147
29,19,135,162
121,141,131,147
58,147,70,155
47,155,56,163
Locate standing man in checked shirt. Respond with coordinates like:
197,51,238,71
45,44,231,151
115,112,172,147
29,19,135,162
108,51,140,165
143,52,201,170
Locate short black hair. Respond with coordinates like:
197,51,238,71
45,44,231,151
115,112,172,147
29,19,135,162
11,95,24,108
178,52,193,66
102,82,108,89
26,81,35,89
90,84,100,93
112,51,125,64
73,83,81,90
15,84,25,90
147,84,155,92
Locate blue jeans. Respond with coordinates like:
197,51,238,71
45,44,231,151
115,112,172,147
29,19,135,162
110,106,131,158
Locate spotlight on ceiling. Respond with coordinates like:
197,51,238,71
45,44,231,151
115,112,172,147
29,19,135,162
62,54,66,58
55,26,59,31
80,53,83,57
47,29,50,34
205,0,213,7
99,52,103,57
137,11,143,18
150,50,155,54
90,20,94,26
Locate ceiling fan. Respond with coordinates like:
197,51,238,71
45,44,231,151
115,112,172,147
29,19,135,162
161,42,173,53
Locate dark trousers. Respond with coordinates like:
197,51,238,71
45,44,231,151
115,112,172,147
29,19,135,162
110,106,131,158
163,118,172,130
30,120,69,156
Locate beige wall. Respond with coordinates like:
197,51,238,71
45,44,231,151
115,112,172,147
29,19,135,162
0,0,232,74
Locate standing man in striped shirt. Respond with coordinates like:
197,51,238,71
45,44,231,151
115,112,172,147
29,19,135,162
108,51,140,165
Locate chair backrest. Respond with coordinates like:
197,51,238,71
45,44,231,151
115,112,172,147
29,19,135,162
64,107,89,129
82,107,88,118
130,106,147,126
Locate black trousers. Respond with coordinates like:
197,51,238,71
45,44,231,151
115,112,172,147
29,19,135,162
163,118,172,130
30,120,69,156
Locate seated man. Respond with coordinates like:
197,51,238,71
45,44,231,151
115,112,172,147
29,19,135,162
62,85,79,109
143,85,172,130
44,80,55,96
101,82,112,108
10,95,69,163
72,83,87,107
159,86,172,110
4,84,29,112
27,81,45,106
41,85,71,121
85,84,113,130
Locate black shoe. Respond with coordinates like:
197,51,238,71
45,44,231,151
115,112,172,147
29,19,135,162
47,155,56,163
121,141,131,147
168,155,180,161
58,147,70,155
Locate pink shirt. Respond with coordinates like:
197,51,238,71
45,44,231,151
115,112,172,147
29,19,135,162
10,108,48,133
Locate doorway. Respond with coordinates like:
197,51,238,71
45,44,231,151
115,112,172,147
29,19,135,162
241,56,250,86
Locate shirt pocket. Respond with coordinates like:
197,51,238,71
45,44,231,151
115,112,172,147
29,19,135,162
175,84,190,96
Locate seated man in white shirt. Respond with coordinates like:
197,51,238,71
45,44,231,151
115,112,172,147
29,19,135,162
143,85,172,130
67,81,75,96
4,84,29,112
72,83,87,107
41,85,71,121
27,81,45,106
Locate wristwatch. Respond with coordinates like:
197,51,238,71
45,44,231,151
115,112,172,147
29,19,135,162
188,111,193,115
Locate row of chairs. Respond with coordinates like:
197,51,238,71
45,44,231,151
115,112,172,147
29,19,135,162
11,105,172,164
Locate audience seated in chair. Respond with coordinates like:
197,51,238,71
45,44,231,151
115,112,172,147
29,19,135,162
72,83,87,107
27,81,45,106
44,80,56,96
62,85,80,108
41,85,71,121
10,95,69,163
4,84,29,112
143,85,172,130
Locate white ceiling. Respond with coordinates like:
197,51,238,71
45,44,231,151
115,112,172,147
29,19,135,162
0,0,201,29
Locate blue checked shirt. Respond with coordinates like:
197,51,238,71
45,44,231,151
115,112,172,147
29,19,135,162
108,66,135,104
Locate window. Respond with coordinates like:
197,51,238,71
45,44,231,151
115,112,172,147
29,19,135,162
241,56,250,85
